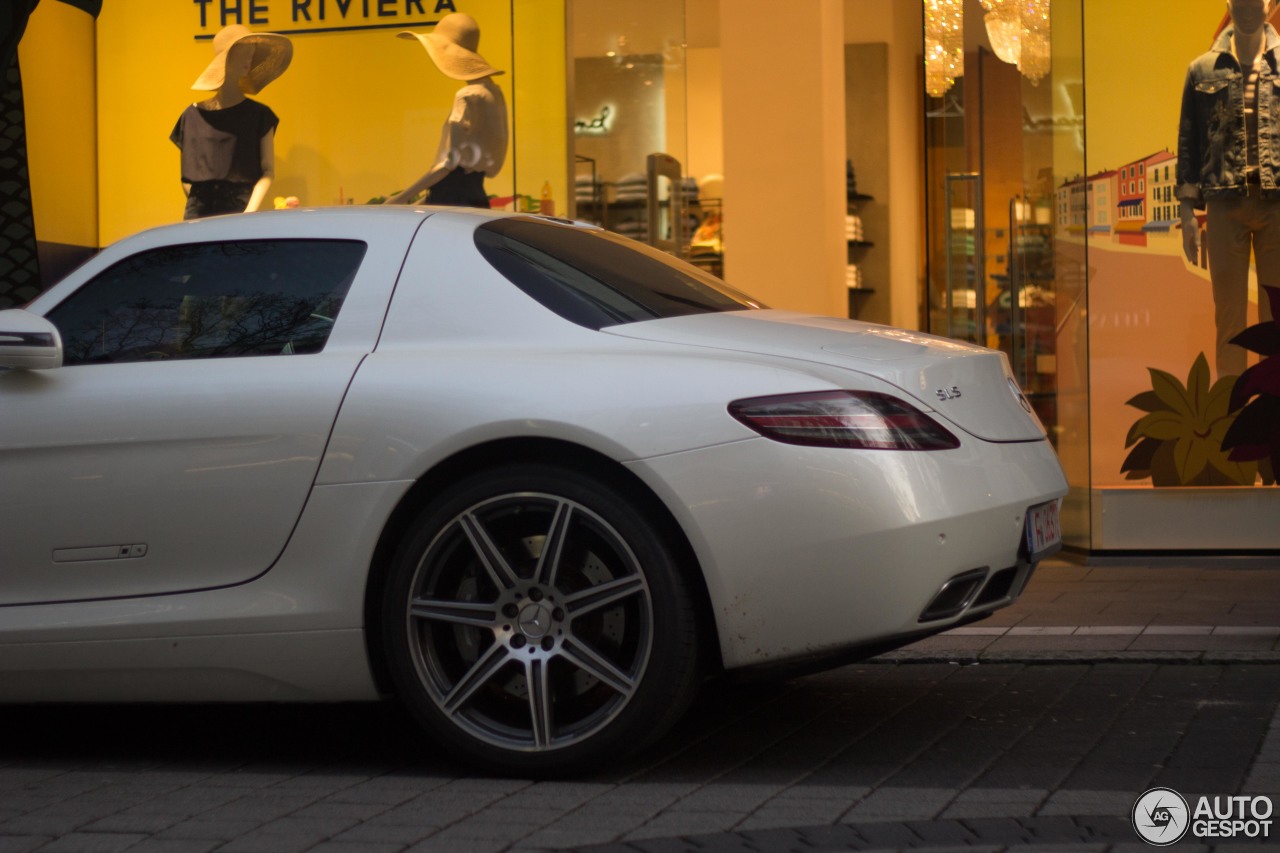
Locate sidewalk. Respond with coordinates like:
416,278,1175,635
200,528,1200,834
886,555,1280,664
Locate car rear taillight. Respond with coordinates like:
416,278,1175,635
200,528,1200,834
728,390,961,451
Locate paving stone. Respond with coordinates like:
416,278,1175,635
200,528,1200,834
403,838,507,853
622,810,744,839
510,827,624,849
849,819,922,847
35,832,149,853
0,837,52,853
330,820,439,845
666,784,782,813
113,787,250,816
325,782,429,807
0,814,93,836
438,777,534,795
214,835,318,853
1037,789,1133,814
287,800,389,823
942,800,1041,819
576,784,697,813
737,799,848,828
769,783,871,801
414,820,538,844
78,813,185,834
121,841,222,853
457,806,549,828
840,786,956,820
548,806,658,831
154,818,268,841
906,818,979,844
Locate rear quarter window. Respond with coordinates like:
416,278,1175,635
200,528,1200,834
475,218,763,330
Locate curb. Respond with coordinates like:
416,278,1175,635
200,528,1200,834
871,649,1280,665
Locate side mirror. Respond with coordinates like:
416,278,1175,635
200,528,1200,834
0,309,63,369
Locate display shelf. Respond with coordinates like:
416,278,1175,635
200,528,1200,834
845,192,875,317
847,287,876,320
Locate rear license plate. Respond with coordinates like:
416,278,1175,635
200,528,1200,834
1025,499,1062,560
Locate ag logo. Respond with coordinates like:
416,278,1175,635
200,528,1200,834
1133,787,1190,845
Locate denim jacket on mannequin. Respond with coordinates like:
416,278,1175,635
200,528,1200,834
1177,23,1280,206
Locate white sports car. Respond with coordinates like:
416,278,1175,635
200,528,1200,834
0,207,1066,775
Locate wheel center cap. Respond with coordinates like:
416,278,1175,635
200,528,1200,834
518,602,554,639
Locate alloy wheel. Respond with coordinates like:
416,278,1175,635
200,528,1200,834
403,492,654,752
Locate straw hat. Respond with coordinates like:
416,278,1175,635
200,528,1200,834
192,25,293,94
398,13,504,81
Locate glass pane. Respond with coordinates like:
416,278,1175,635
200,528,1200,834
475,218,758,329
48,240,364,364
569,0,698,263
1049,0,1088,549
1078,0,1278,550
91,3,523,242
924,0,1086,545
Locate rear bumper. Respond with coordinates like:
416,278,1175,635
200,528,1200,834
730,556,1042,681
629,436,1067,670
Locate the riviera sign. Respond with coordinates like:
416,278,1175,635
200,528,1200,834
1132,787,1273,845
192,0,458,34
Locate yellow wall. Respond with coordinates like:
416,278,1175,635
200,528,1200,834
512,1,570,214
1083,0,1222,169
844,0,924,331
685,46,723,182
721,0,847,316
19,1,98,251
84,0,564,244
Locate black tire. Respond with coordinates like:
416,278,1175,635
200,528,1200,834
381,463,701,776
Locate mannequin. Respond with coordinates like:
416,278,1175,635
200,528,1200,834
388,13,508,208
171,25,292,220
1177,0,1279,377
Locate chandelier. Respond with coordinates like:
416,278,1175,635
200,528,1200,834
980,0,1051,85
1018,0,1051,85
924,0,964,97
979,0,1020,64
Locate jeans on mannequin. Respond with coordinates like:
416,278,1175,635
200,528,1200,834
1206,186,1280,377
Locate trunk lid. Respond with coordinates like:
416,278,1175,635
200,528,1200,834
605,310,1046,442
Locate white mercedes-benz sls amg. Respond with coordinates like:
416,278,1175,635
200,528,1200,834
0,207,1066,775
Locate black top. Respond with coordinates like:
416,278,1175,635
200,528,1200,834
170,99,278,184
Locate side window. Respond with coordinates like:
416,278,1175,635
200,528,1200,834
474,219,762,330
46,240,366,366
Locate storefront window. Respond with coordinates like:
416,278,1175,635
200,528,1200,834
923,0,1088,547
1078,0,1278,550
569,0,722,275
12,1,568,281
926,0,1280,552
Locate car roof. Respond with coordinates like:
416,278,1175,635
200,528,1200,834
129,205,592,243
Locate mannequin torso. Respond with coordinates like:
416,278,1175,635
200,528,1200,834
1180,0,1274,260
387,76,508,205
1176,0,1279,376
172,39,280,218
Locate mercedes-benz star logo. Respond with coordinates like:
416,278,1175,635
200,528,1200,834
1008,377,1033,413
518,602,553,639
1132,787,1190,846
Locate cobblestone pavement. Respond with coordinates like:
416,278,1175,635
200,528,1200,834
2,558,1279,852
1,661,1277,852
